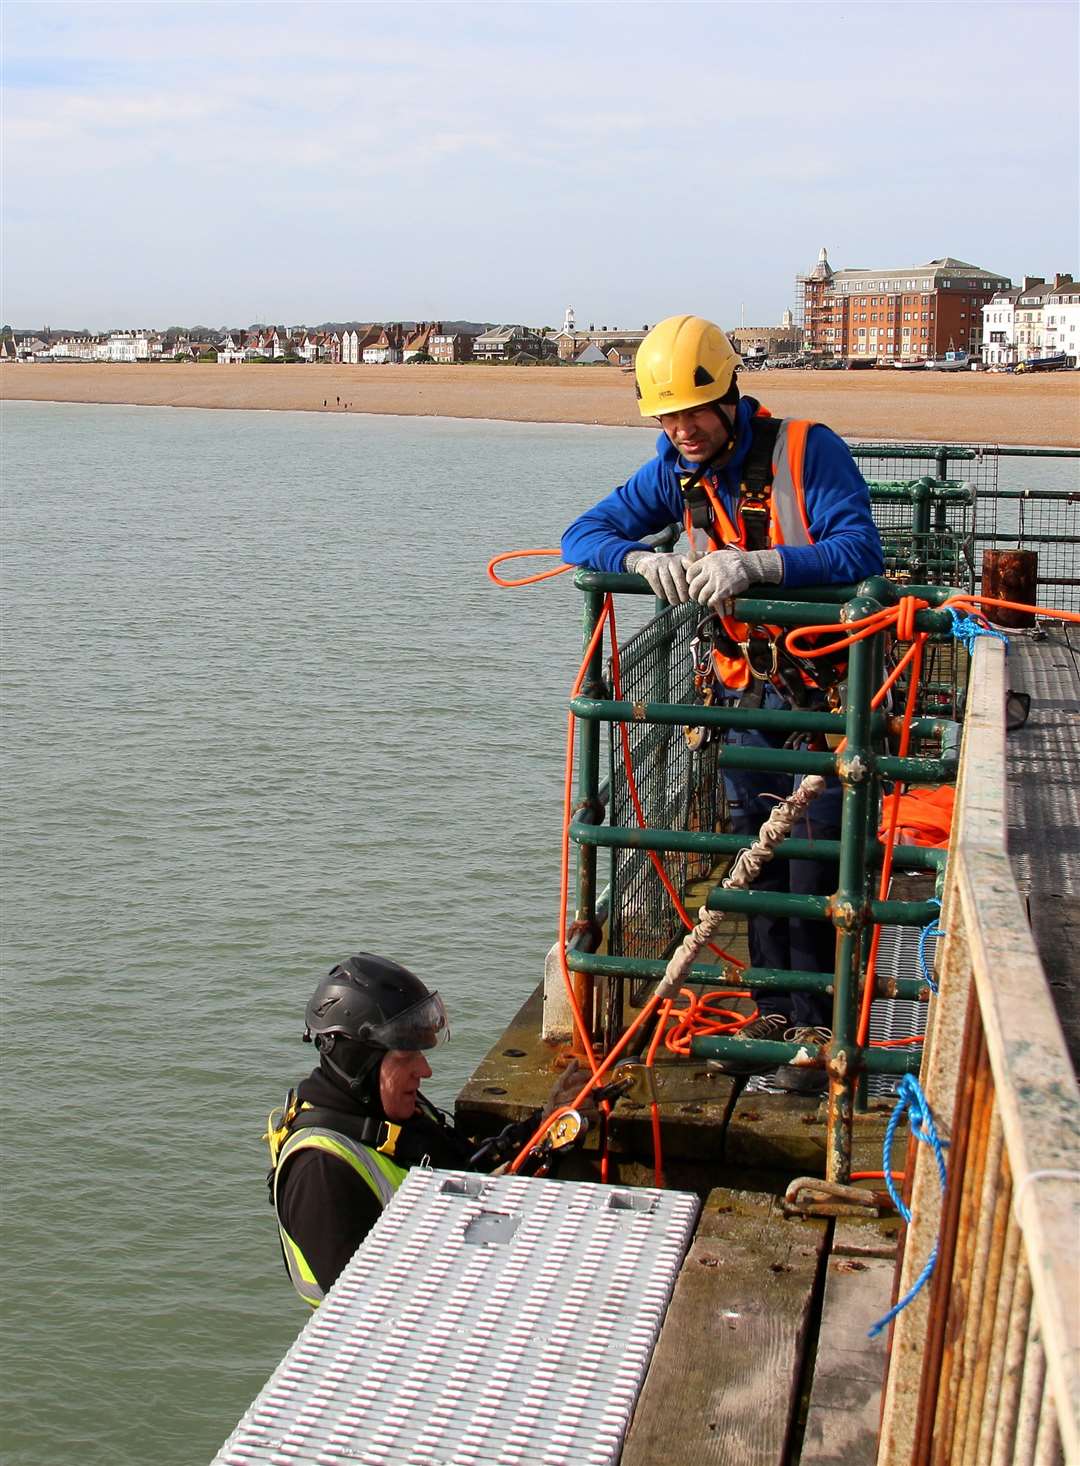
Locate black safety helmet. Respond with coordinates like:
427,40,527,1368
304,953,450,1054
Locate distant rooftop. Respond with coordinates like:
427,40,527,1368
801,250,1010,293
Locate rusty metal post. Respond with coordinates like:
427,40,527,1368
974,1168,1022,1466
1013,1317,1047,1466
981,549,1038,627
954,1109,1008,1466
989,1254,1034,1466
932,1026,994,1466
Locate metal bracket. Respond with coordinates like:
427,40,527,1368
782,1176,888,1218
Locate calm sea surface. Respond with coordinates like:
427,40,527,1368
2,403,1076,1466
1,402,653,1466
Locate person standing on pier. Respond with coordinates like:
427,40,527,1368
561,315,883,1085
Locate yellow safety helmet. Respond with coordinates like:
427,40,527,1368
635,315,742,418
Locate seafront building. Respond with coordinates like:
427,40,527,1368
429,329,473,363
796,248,1010,362
731,312,802,362
982,274,1079,366
7,276,1077,368
1043,276,1080,359
549,307,648,363
472,324,553,362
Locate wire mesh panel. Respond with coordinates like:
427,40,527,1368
851,441,1079,613
972,489,1080,613
866,479,976,590
607,602,725,972
851,442,1000,500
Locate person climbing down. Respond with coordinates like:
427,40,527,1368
561,315,884,1088
267,953,587,1304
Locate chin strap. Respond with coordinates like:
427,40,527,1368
315,1033,384,1099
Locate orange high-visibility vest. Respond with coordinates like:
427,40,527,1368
682,414,814,692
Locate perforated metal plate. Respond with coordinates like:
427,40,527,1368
215,1170,700,1466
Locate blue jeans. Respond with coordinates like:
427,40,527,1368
723,687,838,1028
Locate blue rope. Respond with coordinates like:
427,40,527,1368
947,607,1009,654
868,1074,948,1338
918,898,943,994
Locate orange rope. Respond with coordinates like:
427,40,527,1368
786,592,1080,663
859,632,926,1047
506,593,745,1175
645,1000,672,1188
486,548,572,587
609,606,744,972
785,590,1079,1048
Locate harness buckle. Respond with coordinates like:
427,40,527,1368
376,1122,403,1157
740,636,778,681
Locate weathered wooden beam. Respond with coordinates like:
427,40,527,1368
801,1221,896,1466
620,1189,826,1466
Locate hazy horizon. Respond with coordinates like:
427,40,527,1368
4,1,1078,332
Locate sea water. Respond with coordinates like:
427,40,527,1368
1,402,1075,1466
1,402,652,1466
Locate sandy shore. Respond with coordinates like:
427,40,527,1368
4,361,1079,445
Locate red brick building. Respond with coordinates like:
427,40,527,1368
796,248,1010,362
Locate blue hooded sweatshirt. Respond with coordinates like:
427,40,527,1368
561,397,883,589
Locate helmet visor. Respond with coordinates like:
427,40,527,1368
363,991,450,1051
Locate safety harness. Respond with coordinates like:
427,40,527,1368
681,415,782,557
266,1087,457,1179
680,413,845,711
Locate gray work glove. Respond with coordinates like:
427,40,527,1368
544,1058,599,1121
685,547,783,615
624,549,692,605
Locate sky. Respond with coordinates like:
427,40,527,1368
3,0,1078,333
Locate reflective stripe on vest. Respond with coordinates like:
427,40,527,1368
272,1126,408,1307
683,417,814,691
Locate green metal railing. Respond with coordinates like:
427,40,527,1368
853,443,1080,612
567,571,962,1184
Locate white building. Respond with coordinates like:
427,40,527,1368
296,332,323,363
104,332,138,362
981,286,1022,367
1042,276,1079,361
47,336,96,360
1014,279,1053,363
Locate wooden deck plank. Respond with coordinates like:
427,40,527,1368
620,1189,826,1466
800,1221,896,1466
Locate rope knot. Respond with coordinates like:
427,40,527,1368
946,607,1009,653
895,596,928,642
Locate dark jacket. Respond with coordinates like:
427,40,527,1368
275,1065,474,1295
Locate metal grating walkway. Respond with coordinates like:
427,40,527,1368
1005,623,1080,1072
1006,624,1080,901
214,1169,700,1466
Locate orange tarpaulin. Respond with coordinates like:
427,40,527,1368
879,785,955,848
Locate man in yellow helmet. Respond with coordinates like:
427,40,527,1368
562,316,884,1083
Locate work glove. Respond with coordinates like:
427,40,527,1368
685,547,783,615
544,1058,600,1121
623,549,692,605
